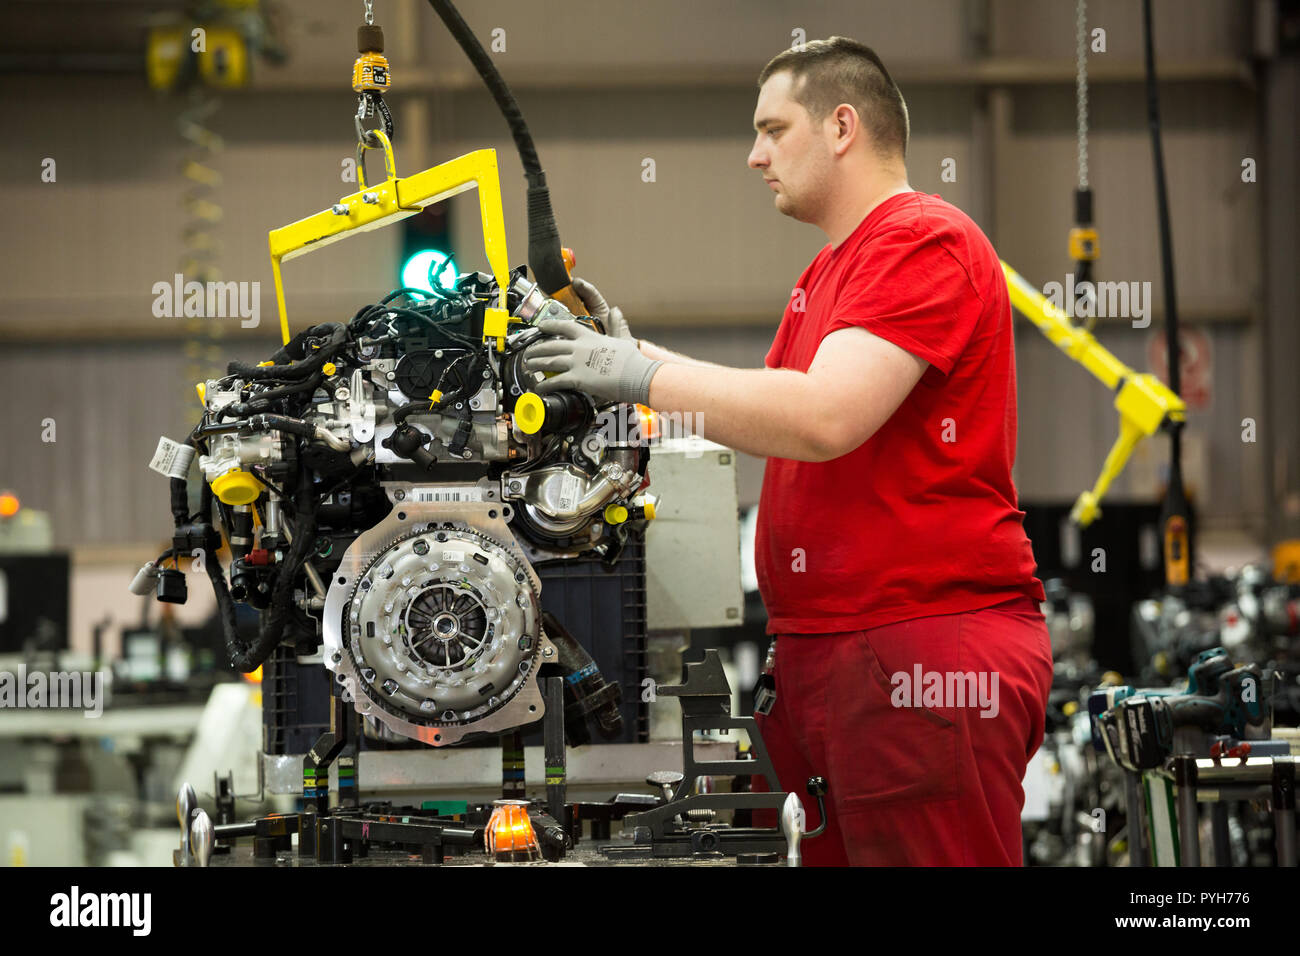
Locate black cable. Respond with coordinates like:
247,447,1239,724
314,462,370,506
229,372,326,416
425,0,570,295
354,300,480,351
1141,0,1181,401
249,469,288,500
381,287,437,305
228,324,347,381
1142,0,1191,587
221,459,320,672
392,399,436,426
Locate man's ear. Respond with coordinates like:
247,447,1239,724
832,104,860,156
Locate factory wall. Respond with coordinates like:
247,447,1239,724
0,0,1273,562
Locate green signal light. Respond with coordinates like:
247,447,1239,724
401,249,458,294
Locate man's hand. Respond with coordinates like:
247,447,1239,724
572,277,633,341
522,318,663,405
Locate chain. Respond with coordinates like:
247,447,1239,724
364,0,374,26
1075,0,1089,191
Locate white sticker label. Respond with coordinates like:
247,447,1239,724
557,472,580,512
413,487,483,502
149,436,195,479
441,550,466,562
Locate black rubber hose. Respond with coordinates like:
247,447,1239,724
1141,0,1180,401
205,547,252,671
219,464,319,673
1142,0,1191,582
169,436,198,524
245,414,319,440
234,372,325,412
425,0,570,295
391,400,433,426
227,324,347,381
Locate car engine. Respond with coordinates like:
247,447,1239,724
138,268,657,747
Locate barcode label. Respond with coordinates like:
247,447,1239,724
413,487,483,502
149,437,195,480
557,473,580,512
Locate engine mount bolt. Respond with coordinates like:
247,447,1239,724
331,204,348,216
362,192,379,204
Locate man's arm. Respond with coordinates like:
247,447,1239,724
647,326,928,462
637,339,726,370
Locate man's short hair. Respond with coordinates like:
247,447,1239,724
758,36,909,158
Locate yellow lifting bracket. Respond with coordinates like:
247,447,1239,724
267,129,514,351
1001,261,1186,528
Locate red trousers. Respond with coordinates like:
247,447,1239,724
751,595,1052,866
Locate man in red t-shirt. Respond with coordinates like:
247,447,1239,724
522,37,1052,866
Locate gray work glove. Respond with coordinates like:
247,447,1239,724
571,276,633,341
522,318,663,406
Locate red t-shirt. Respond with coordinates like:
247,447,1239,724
755,190,1044,634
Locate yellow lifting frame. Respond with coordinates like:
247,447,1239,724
267,130,514,351
1001,261,1186,528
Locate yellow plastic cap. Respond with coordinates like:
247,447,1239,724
211,468,261,506
515,392,546,435
643,499,656,520
195,382,207,406
603,504,629,525
322,362,337,376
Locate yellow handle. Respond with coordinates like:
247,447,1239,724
268,144,513,347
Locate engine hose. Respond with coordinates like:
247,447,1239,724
230,371,325,415
204,548,249,669
424,0,569,295
270,323,327,364
227,324,347,381
169,435,199,524
391,400,432,426
245,414,351,452
246,414,317,439
219,465,320,673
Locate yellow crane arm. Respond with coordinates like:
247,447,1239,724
267,131,514,351
1001,261,1186,527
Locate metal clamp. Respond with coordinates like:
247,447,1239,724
355,92,394,146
